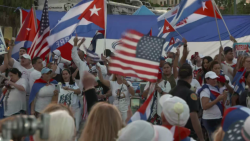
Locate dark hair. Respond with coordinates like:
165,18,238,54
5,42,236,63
61,69,75,85
9,68,22,78
104,49,111,57
245,71,250,79
202,56,213,72
178,63,192,80
164,62,172,67
20,47,27,52
32,57,42,65
209,61,220,71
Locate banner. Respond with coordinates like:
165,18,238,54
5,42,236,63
0,28,7,55
233,43,250,57
57,87,77,106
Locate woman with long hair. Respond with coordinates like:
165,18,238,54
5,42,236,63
54,69,81,131
196,56,213,85
97,66,135,122
0,68,27,117
80,102,124,141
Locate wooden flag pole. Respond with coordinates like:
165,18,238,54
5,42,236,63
212,1,222,47
212,0,231,36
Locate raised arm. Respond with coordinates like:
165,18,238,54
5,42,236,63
179,38,188,66
173,48,179,79
72,68,79,80
97,65,110,88
71,35,86,68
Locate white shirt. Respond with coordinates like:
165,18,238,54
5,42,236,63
29,70,41,92
110,81,132,107
200,85,222,119
35,84,55,113
4,78,27,116
63,82,80,110
13,60,34,95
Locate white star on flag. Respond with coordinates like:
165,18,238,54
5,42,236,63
202,2,208,11
166,26,170,31
26,28,31,31
90,5,101,16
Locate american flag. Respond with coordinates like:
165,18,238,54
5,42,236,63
28,0,50,59
109,30,165,82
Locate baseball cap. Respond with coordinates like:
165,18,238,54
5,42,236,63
223,117,250,141
221,106,250,132
117,120,173,141
159,94,190,127
205,71,219,79
53,49,61,57
41,67,52,74
217,75,226,83
21,54,31,60
224,46,233,54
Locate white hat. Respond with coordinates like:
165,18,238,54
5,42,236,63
205,71,219,79
53,50,61,57
117,120,173,141
160,94,190,127
21,54,31,60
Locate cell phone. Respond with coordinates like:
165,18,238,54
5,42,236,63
130,97,141,114
55,84,60,93
195,52,198,56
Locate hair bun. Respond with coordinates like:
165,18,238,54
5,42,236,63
173,102,184,114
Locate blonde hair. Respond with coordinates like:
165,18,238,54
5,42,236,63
80,102,124,141
34,104,76,141
212,127,225,141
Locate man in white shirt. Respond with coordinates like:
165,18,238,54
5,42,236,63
223,47,237,67
29,57,43,92
190,53,204,78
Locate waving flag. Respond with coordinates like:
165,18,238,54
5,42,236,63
19,9,40,26
12,9,37,60
158,0,221,40
232,68,246,95
164,37,183,52
163,19,175,33
88,30,104,52
109,30,165,82
47,0,105,52
28,0,50,59
28,78,57,114
147,28,152,36
112,41,121,50
128,91,155,123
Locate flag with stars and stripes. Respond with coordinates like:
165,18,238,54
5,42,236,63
28,0,50,59
109,30,165,82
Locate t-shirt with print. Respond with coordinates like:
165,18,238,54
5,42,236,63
200,88,222,119
109,81,132,107
13,59,34,94
62,82,80,110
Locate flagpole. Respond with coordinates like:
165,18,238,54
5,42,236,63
212,2,222,47
175,29,183,38
212,0,231,36
104,0,107,56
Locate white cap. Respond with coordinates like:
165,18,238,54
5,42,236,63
21,54,31,60
160,94,190,127
117,120,173,141
53,50,61,57
205,71,219,79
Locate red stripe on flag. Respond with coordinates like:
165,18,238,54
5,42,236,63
117,50,136,57
120,43,137,50
113,56,159,69
125,30,144,37
121,36,140,43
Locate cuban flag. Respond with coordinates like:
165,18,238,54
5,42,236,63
232,68,246,95
128,91,155,123
46,0,105,52
198,84,224,115
28,78,57,114
88,30,104,52
165,37,183,52
158,0,221,40
221,105,250,132
12,9,37,60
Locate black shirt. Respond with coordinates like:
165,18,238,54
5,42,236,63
169,79,199,132
70,67,80,80
84,88,98,113
239,90,249,107
53,74,62,82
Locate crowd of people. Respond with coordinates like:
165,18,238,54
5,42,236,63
0,35,250,141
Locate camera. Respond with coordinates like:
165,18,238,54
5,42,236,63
0,114,50,141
